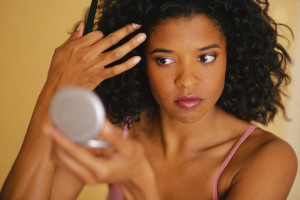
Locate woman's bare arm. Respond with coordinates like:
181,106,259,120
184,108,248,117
50,167,84,200
0,84,59,199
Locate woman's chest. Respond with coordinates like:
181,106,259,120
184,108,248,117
150,155,231,200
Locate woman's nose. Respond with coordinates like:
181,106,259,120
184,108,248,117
175,65,199,88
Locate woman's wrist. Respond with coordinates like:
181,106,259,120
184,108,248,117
33,78,66,121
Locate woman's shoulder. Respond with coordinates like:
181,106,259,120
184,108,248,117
227,126,298,199
224,114,296,165
244,127,297,167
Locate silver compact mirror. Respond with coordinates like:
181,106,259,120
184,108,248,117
50,86,109,148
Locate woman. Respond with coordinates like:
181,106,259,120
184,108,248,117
1,0,297,199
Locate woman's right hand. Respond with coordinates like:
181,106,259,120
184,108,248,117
46,21,146,91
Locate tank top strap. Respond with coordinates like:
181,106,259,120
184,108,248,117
213,125,257,200
107,184,125,200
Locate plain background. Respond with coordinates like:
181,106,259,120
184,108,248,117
0,0,299,199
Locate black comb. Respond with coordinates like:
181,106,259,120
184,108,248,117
83,0,98,35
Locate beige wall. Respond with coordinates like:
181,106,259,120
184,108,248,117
268,1,300,199
276,0,300,199
0,0,299,199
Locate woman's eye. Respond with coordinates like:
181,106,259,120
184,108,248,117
198,55,216,63
156,58,175,65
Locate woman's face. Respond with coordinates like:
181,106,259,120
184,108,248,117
145,15,227,123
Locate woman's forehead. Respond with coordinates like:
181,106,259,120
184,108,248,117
146,15,226,51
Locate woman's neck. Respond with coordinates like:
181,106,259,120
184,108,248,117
136,107,237,159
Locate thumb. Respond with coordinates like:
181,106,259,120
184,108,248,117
100,120,125,149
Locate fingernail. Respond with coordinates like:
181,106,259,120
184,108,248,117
136,33,147,43
132,56,141,65
132,23,141,30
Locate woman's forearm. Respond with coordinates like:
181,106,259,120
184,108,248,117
1,83,57,200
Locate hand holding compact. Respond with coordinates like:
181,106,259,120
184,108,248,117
45,119,158,199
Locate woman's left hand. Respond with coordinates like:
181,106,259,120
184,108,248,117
45,120,159,199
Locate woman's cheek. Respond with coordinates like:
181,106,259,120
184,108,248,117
205,68,226,102
147,67,174,104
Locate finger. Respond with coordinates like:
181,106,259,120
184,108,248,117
52,144,97,184
60,21,85,48
97,33,146,67
48,125,108,174
49,126,96,161
100,120,133,152
45,123,115,158
97,56,141,81
88,146,116,157
78,31,105,47
94,23,141,53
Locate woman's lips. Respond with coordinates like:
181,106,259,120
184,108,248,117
175,96,203,109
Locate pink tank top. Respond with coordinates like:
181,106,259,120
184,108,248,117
107,125,257,200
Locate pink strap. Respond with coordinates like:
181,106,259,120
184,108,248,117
213,125,257,200
107,184,125,200
123,123,129,138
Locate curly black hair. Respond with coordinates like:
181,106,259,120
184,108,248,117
88,0,291,126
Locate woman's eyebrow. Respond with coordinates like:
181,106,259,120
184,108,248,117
199,44,221,51
151,44,221,54
151,48,174,54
